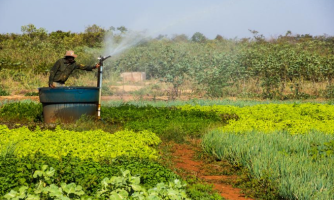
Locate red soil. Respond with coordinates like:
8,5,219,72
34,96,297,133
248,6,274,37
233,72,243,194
171,143,253,200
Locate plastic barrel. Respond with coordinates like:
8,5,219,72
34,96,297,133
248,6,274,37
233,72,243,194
39,87,99,123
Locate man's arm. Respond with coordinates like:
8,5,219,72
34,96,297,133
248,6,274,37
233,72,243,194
49,59,61,87
75,63,100,71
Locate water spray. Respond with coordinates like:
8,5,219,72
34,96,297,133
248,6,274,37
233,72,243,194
97,55,111,120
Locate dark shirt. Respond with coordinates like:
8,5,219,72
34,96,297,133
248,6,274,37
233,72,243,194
49,58,96,85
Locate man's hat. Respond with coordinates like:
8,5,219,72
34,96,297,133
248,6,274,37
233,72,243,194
64,50,77,58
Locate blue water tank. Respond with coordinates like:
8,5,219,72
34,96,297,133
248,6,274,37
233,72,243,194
39,87,99,123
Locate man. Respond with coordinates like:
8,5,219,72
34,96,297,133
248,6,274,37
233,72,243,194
49,50,100,88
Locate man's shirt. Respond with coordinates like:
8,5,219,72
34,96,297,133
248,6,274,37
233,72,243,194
49,58,96,85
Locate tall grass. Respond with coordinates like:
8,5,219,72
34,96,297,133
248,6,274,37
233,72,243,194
202,130,334,199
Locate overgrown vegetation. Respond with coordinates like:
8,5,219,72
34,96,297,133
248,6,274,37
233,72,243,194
1,24,333,99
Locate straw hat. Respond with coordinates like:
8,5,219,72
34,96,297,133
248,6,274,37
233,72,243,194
64,50,77,58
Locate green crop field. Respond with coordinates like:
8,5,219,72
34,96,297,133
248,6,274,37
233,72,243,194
1,24,334,200
1,101,334,199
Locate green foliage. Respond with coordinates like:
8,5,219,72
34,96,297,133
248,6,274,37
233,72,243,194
102,104,228,141
202,130,334,199
185,177,223,200
3,163,189,200
1,25,334,99
325,85,334,99
0,152,180,197
101,85,113,96
191,32,207,43
96,169,189,199
0,125,161,161
155,45,191,98
180,103,334,134
235,168,278,200
309,139,334,161
0,87,10,96
0,102,43,122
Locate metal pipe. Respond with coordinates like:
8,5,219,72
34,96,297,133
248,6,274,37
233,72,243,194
97,55,111,120
97,65,103,120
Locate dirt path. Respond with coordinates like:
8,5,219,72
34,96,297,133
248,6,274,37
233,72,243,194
0,95,168,102
171,142,253,200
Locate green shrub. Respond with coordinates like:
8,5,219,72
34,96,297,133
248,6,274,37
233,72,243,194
101,104,229,141
0,102,42,122
0,153,179,197
3,165,189,200
0,88,10,96
0,125,161,161
325,85,334,99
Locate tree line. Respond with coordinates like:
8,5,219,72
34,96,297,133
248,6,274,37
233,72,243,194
1,24,334,99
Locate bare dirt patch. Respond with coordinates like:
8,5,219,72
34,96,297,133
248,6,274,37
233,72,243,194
171,142,253,200
0,95,39,102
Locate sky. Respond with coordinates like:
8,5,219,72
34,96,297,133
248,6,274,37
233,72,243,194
0,0,333,39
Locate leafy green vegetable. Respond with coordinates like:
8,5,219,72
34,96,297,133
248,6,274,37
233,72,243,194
0,125,161,161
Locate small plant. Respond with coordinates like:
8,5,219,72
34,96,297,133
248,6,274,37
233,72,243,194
4,165,85,200
0,87,10,96
4,167,190,200
97,169,190,200
101,85,113,96
309,139,334,161
325,85,334,99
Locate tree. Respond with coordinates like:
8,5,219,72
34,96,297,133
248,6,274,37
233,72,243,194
84,24,105,33
215,34,224,41
21,24,47,39
84,24,105,47
155,34,167,40
155,45,190,99
117,26,128,34
109,26,116,32
191,32,206,43
171,34,189,42
248,29,265,43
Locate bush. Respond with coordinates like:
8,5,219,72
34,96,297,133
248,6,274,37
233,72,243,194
0,153,179,197
101,104,229,141
0,125,161,161
325,85,334,99
0,102,43,122
0,88,9,96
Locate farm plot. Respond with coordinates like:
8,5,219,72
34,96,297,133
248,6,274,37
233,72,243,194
182,104,334,200
0,102,227,200
1,101,334,199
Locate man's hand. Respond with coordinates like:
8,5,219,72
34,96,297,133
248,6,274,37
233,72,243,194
95,63,101,68
49,83,55,88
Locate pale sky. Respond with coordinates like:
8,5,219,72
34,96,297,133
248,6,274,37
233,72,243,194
0,0,333,39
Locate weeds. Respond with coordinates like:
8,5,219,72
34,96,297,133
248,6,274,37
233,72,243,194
0,88,10,96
